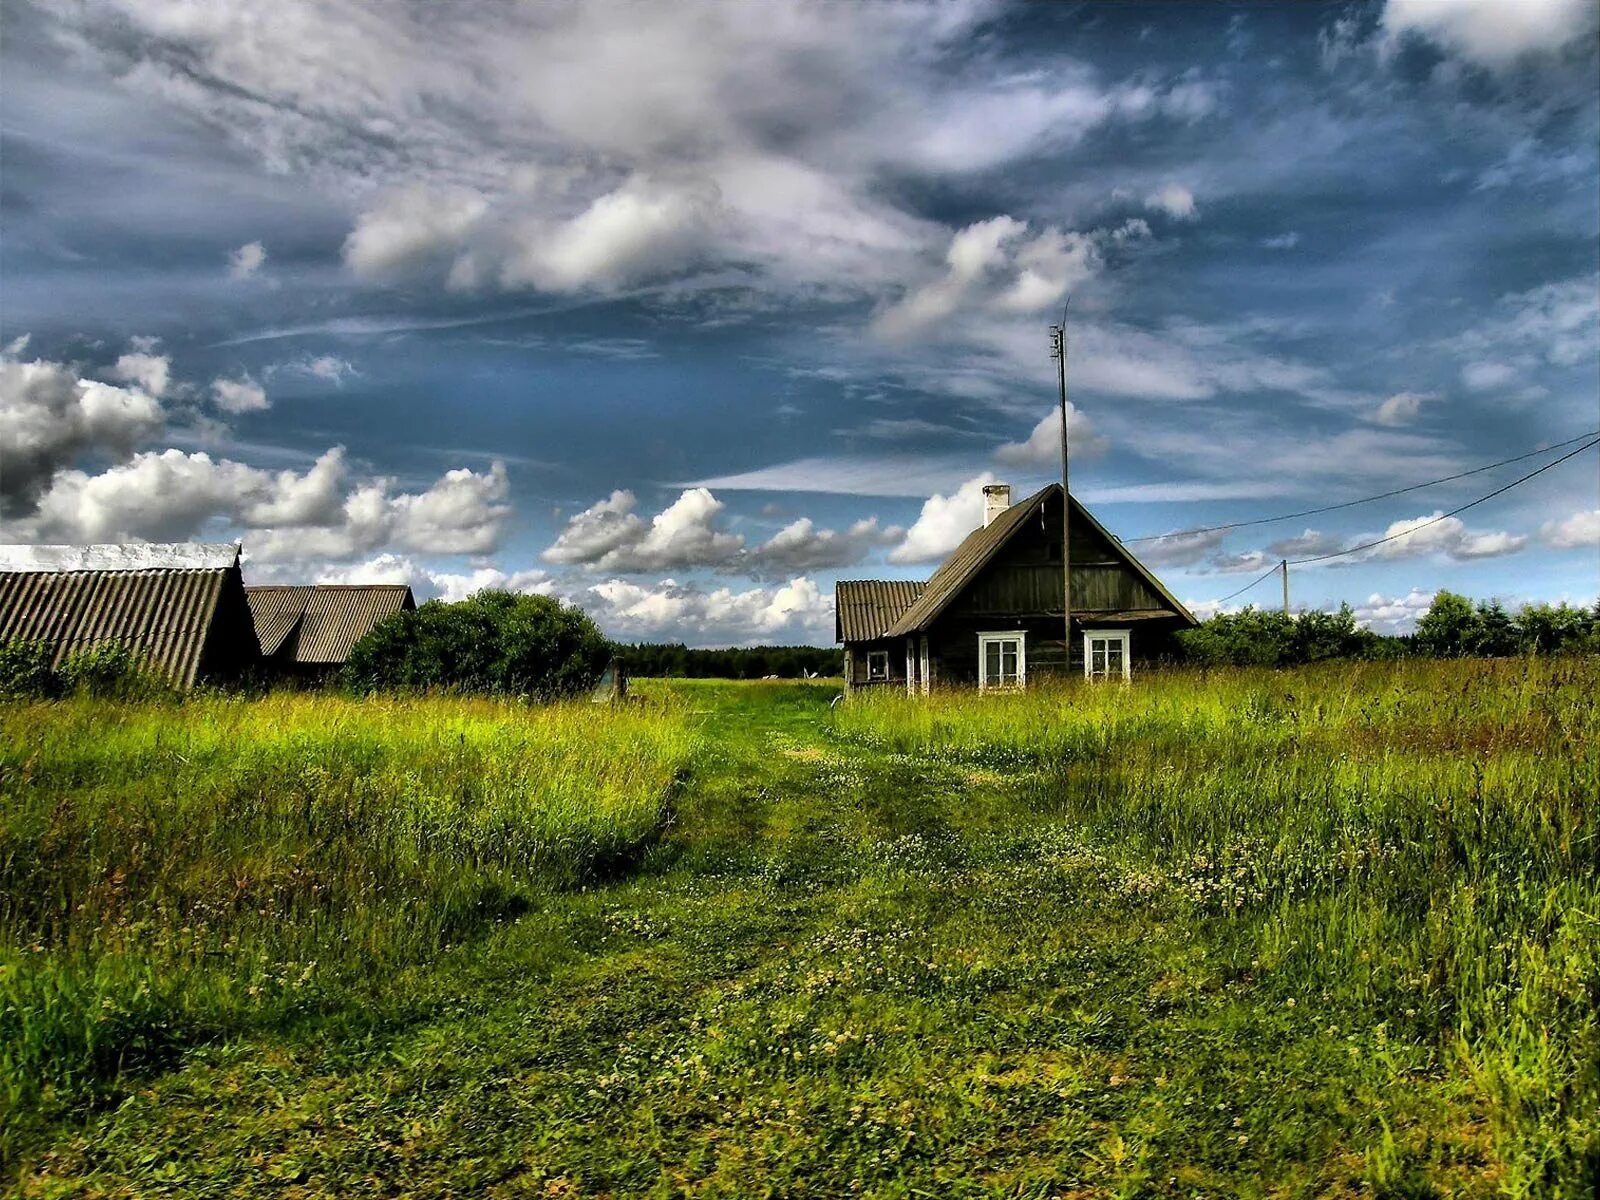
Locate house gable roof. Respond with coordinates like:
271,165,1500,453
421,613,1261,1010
835,579,924,642
246,584,415,664
884,483,1196,637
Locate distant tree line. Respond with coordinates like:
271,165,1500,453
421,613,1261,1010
1176,592,1600,668
617,643,843,679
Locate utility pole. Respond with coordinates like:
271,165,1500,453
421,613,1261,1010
1051,305,1071,673
1281,559,1290,616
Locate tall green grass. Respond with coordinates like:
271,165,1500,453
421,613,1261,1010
831,658,1599,1194
0,692,697,1152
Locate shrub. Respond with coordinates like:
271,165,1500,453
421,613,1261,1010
0,640,59,699
56,643,165,699
343,590,611,697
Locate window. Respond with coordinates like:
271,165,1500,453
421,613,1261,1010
978,632,1025,690
1083,629,1131,681
866,650,889,681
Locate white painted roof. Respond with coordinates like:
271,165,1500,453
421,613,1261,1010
0,543,241,571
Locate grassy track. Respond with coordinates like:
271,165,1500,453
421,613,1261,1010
4,663,1597,1196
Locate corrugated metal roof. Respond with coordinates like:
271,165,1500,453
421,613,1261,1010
0,543,239,571
835,580,923,643
885,484,1197,637
245,587,309,657
0,568,236,687
246,584,414,664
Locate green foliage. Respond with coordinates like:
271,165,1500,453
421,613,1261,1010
0,641,168,700
0,692,696,1155
619,641,842,678
1416,591,1600,657
55,643,166,699
342,590,611,697
1180,593,1600,667
1176,603,1388,667
0,640,58,699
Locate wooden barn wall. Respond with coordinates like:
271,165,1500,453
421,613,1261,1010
928,617,1186,683
944,502,1166,619
844,637,909,687
196,567,263,683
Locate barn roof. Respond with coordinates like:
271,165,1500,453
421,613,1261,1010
0,543,240,571
0,566,248,687
883,483,1195,637
246,584,414,664
835,579,924,642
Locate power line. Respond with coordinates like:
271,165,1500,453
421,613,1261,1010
1287,436,1599,566
1216,562,1282,604
1123,429,1600,545
1208,435,1599,604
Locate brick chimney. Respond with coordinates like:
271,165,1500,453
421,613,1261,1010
983,483,1012,527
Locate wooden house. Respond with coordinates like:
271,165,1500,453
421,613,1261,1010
837,483,1196,692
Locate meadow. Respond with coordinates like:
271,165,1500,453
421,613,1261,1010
2,660,1596,1196
0,693,698,1158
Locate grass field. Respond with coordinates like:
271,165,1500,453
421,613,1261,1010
2,660,1596,1196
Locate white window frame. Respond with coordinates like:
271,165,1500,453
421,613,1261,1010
865,650,889,682
918,634,931,695
977,631,1026,691
1083,629,1131,682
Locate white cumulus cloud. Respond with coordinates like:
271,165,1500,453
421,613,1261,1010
228,240,267,279
211,375,270,413
890,473,996,563
0,345,165,513
1541,508,1600,549
1373,390,1438,426
1383,0,1599,68
1145,183,1197,220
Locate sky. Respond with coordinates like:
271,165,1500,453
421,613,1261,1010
2,0,1597,646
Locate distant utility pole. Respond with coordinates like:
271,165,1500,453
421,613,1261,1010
1051,304,1071,670
1281,559,1290,616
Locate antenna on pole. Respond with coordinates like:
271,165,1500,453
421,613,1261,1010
1051,299,1071,674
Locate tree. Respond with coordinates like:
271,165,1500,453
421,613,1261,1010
343,591,611,697
1414,591,1478,657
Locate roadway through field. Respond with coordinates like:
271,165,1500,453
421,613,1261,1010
18,683,1491,1198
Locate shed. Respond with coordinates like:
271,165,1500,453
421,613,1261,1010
838,483,1197,692
0,543,259,688
246,584,415,678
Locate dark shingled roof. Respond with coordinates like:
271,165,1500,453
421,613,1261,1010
835,579,924,643
246,584,415,664
0,566,253,688
885,483,1196,637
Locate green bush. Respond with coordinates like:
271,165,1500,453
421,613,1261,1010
343,590,611,697
57,643,166,699
0,640,59,699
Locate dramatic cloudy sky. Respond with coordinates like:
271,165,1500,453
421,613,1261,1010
2,0,1597,644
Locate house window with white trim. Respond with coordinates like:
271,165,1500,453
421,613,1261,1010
978,632,1025,690
866,650,889,682
1083,629,1131,681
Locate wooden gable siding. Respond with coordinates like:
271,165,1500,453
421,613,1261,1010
943,499,1166,619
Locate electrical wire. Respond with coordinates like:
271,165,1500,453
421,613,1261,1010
1206,435,1599,604
1122,429,1600,545
1216,562,1283,604
1286,435,1599,566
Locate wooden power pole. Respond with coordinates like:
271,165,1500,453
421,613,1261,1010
1051,311,1071,672
1281,559,1290,616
